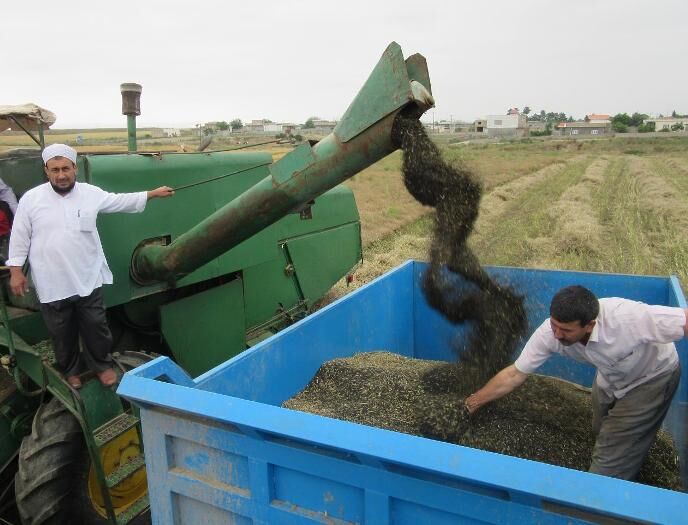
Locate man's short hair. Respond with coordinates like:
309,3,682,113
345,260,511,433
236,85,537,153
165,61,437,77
550,285,599,326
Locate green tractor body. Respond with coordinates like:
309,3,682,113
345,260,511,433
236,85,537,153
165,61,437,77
0,41,433,524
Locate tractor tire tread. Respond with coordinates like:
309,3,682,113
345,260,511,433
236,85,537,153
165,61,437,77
15,398,82,525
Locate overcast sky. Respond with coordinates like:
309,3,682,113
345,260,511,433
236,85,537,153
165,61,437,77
4,0,686,129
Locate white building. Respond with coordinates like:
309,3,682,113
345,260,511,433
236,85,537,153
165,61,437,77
645,117,686,131
484,112,527,137
163,128,181,137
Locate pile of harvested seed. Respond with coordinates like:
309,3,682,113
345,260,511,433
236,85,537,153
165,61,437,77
284,351,682,490
391,117,528,390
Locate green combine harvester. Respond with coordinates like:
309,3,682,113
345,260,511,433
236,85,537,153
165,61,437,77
0,42,433,524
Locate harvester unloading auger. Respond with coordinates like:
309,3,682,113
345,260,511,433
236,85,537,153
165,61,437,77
0,42,433,525
131,42,434,285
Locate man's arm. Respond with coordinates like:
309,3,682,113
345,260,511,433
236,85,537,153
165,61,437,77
98,186,174,214
464,364,528,415
147,186,175,200
684,308,688,338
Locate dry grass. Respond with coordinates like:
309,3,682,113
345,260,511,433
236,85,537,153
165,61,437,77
533,158,609,270
343,151,430,246
326,135,688,303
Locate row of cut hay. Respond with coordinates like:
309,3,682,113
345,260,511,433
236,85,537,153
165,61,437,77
469,158,590,267
472,162,566,239
591,157,657,276
530,158,610,270
627,156,688,284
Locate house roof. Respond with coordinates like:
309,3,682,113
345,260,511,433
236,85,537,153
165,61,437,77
586,114,610,120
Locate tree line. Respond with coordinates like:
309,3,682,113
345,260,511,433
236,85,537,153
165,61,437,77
516,107,686,134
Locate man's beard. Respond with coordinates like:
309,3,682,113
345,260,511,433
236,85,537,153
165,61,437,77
50,181,75,195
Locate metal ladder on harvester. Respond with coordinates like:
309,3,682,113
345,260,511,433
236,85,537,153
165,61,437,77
0,270,150,524
90,401,149,525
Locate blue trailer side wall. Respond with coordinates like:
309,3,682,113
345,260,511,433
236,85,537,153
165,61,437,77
119,261,688,525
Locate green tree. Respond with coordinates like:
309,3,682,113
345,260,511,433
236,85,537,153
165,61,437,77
229,119,243,130
303,118,315,129
638,121,655,133
216,121,229,131
612,121,628,133
611,113,632,127
629,113,648,127
523,106,531,115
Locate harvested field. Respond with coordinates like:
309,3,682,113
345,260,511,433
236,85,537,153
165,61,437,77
330,135,688,298
343,151,429,246
284,351,682,491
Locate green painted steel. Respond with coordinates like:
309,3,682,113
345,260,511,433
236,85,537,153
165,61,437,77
79,379,125,431
87,151,271,305
131,42,432,284
336,44,432,143
126,115,137,152
286,221,362,304
0,41,432,523
5,310,49,345
160,279,246,376
0,155,45,197
242,249,302,330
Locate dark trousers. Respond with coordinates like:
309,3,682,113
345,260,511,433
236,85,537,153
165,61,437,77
590,365,681,480
39,287,113,377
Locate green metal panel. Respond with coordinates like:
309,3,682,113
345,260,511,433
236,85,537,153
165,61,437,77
7,310,48,345
87,151,272,305
271,142,316,184
242,249,302,330
160,279,245,377
83,153,358,308
286,221,362,305
405,53,432,95
79,380,124,430
336,42,431,143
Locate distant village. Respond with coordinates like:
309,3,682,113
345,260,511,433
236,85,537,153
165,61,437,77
160,110,687,141
433,108,687,138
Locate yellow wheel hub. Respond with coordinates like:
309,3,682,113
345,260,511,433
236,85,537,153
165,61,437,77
87,428,147,518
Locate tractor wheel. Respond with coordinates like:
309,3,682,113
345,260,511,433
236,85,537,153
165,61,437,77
15,352,155,524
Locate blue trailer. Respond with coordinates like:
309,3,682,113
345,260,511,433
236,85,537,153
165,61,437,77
118,260,688,524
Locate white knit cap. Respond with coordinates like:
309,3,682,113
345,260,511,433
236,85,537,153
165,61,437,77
42,144,77,165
